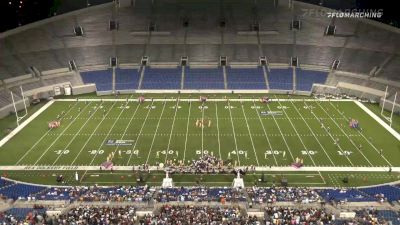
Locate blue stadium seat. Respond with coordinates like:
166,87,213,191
316,188,375,202
80,69,113,91
226,67,266,89
360,185,400,202
268,68,293,90
0,183,45,200
115,68,140,90
296,69,328,91
184,67,224,89
141,67,181,89
4,208,46,220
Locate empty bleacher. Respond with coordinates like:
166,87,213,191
296,69,328,91
226,67,266,89
141,67,181,89
0,183,45,200
184,67,224,89
268,68,293,90
317,188,375,202
115,68,141,90
80,69,113,91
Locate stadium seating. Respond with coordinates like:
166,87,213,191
0,183,45,200
296,69,328,91
184,67,224,89
360,185,400,202
80,69,113,91
317,188,375,202
268,68,293,90
115,68,140,90
226,67,267,89
141,67,181,89
3,208,46,220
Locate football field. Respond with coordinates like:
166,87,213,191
0,95,399,172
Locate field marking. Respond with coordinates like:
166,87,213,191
302,101,354,166
111,102,141,163
226,100,241,166
314,101,374,166
55,98,355,102
183,101,192,161
201,102,205,156
240,102,260,166
30,102,92,166
274,97,326,184
126,101,155,165
69,102,118,165
80,99,132,180
289,100,335,166
164,99,180,164
215,102,222,160
251,101,278,166
329,101,393,167
50,102,105,165
0,100,55,148
14,101,77,164
144,101,168,165
265,103,295,161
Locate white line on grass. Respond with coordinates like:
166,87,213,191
302,101,354,166
126,101,155,165
240,102,259,166
314,101,374,166
80,98,132,180
69,101,118,165
274,97,326,184
15,101,79,165
252,100,278,166
265,103,295,161
110,102,141,164
289,100,335,166
50,102,105,165
164,99,180,164
215,102,222,160
328,101,393,167
226,100,241,166
144,100,168,165
201,102,205,156
183,101,192,161
30,102,93,166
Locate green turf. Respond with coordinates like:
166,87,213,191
0,95,399,186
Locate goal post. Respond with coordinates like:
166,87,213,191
10,86,29,127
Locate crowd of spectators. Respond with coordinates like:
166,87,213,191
55,206,137,225
79,185,155,202
156,187,246,202
162,154,230,174
140,205,261,225
264,207,334,225
247,186,321,204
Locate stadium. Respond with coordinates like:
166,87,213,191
0,0,399,224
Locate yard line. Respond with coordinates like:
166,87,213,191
302,101,354,166
15,101,78,165
251,100,278,166
328,101,393,167
80,99,132,180
30,102,92,166
110,102,141,163
144,100,168,165
126,101,155,165
50,102,105,165
183,101,192,161
240,102,259,166
214,102,222,160
226,100,241,166
288,100,335,166
314,100,374,166
274,97,326,184
164,98,180,164
265,103,295,161
274,99,319,165
69,101,118,165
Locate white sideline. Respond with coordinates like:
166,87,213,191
55,98,354,102
0,165,398,172
354,101,400,141
0,100,55,148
